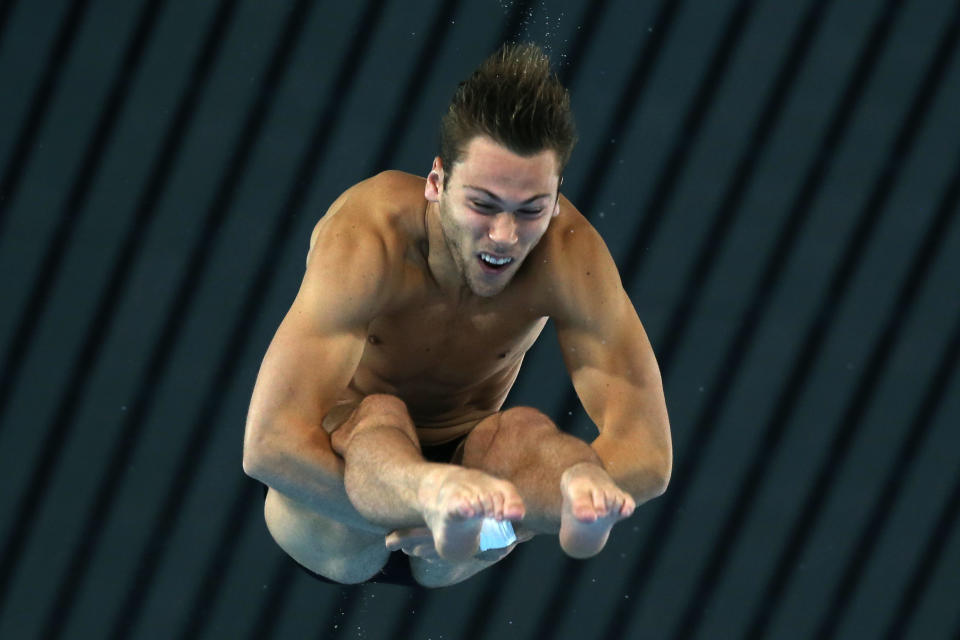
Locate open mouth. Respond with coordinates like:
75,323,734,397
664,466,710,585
477,252,514,273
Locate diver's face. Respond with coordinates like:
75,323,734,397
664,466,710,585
432,136,561,297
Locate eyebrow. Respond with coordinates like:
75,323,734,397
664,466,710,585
463,185,553,204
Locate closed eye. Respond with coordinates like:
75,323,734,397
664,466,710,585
471,201,497,213
471,201,543,217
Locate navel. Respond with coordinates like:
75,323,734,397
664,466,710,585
368,334,382,345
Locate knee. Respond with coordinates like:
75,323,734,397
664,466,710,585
498,407,558,439
357,393,408,414
462,407,559,472
331,394,414,454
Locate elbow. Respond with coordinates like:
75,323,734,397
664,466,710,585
242,446,265,480
650,444,672,498
649,462,671,499
637,448,672,502
242,419,275,481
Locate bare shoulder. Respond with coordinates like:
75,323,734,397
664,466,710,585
301,171,428,324
535,195,625,317
308,170,426,252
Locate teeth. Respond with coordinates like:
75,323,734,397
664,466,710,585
480,253,513,266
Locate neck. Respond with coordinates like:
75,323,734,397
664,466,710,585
424,201,470,299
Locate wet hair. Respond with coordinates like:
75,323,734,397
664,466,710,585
439,43,578,184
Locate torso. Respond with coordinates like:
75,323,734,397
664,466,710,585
321,171,568,444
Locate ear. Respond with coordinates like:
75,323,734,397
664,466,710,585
552,176,563,217
425,157,444,202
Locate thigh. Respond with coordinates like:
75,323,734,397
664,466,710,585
264,486,391,584
459,407,562,477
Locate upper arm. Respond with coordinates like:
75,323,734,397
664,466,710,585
550,221,672,482
245,189,391,462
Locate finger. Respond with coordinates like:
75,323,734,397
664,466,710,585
385,532,402,550
385,527,432,551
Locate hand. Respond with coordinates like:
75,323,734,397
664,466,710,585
385,524,535,562
385,527,441,560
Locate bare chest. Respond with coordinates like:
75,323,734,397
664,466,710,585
353,298,547,405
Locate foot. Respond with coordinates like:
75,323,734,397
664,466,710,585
558,462,635,559
417,466,525,562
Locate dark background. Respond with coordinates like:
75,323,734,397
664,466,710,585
1,0,959,638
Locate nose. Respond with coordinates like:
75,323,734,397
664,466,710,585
487,212,518,246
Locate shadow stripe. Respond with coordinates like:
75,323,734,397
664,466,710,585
742,4,960,638
0,0,170,620
246,559,298,640
811,151,960,640
0,0,166,429
596,0,906,634
317,585,364,640
0,0,19,51
593,0,760,294
656,0,839,636
176,482,261,640
656,0,833,374
0,0,92,239
570,0,686,220
369,0,461,175
883,435,960,640
0,0,164,428
97,1,321,637
6,0,243,635
388,588,430,640
555,0,610,88
736,4,960,638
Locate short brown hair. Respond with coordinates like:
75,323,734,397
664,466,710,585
439,43,577,183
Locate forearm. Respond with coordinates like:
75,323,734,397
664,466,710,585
244,417,386,533
591,433,671,505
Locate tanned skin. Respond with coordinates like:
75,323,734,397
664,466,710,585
243,136,672,587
